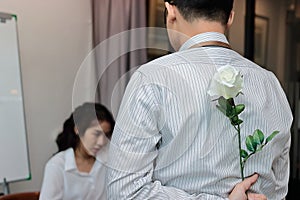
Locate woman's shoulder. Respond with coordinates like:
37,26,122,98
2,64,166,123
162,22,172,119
46,148,73,167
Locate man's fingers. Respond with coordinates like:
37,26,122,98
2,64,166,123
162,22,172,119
228,174,262,200
238,173,259,191
248,192,267,200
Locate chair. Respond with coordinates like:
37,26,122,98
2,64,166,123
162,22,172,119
0,192,40,200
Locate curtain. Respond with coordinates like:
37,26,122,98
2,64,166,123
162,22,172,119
92,0,147,116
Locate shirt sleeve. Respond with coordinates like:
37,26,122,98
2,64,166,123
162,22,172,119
106,71,227,200
273,134,291,199
40,161,64,200
269,74,293,199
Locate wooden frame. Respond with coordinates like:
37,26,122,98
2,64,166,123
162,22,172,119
254,15,269,67
148,0,165,28
0,192,40,200
147,0,171,60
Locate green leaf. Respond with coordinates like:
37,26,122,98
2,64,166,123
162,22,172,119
246,135,256,152
218,97,228,110
216,105,226,116
265,130,280,144
224,98,235,118
235,104,245,115
231,119,243,126
226,105,234,118
236,91,244,97
236,119,243,125
230,115,239,123
227,109,235,118
253,129,264,145
240,149,248,158
217,97,232,118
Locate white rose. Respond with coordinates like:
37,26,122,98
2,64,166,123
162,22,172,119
207,64,243,99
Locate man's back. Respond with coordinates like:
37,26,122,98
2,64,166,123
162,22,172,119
109,32,292,199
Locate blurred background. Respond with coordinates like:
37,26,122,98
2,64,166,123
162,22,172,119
0,0,299,198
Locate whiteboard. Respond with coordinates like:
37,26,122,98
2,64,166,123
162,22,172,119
0,12,30,183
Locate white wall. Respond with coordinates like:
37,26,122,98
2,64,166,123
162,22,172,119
256,0,287,83
230,0,287,84
230,0,246,55
0,0,92,192
0,0,290,194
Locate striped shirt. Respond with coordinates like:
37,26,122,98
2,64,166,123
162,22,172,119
106,32,293,200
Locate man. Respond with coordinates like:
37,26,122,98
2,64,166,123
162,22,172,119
107,0,292,199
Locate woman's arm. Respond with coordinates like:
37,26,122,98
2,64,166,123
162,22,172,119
39,162,64,200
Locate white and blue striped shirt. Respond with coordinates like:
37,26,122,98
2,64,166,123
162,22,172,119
107,32,293,200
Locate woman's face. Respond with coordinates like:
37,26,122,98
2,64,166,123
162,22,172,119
79,120,111,157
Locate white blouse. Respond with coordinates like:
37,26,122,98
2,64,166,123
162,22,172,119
40,148,107,200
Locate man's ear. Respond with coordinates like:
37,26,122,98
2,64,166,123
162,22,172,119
227,11,235,27
165,2,176,24
74,126,79,135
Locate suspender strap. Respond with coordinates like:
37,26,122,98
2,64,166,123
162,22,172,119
189,41,231,49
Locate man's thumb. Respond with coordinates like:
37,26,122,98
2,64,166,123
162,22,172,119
240,173,259,190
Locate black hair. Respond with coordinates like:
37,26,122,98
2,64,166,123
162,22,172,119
55,102,115,152
164,0,234,25
55,114,76,152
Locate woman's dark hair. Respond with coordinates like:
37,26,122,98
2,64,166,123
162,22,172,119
55,102,115,152
164,0,234,25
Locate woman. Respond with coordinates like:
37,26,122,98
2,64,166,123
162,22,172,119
40,102,115,200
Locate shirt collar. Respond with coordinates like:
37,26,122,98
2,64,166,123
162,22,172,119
65,148,77,171
64,147,106,173
179,32,229,51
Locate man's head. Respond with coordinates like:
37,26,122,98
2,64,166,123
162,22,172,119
164,0,234,51
164,0,234,25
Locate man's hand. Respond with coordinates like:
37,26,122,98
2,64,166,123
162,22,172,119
228,174,267,200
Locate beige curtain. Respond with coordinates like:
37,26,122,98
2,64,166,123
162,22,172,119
92,0,147,116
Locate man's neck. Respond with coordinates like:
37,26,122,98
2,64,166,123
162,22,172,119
177,17,226,47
